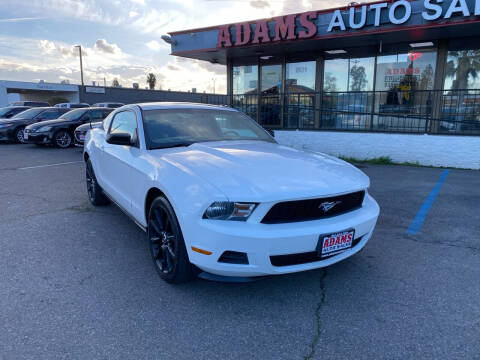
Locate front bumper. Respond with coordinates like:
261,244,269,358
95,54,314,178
0,128,14,141
185,194,380,277
74,132,85,147
24,131,52,144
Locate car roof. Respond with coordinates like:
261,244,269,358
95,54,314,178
137,102,236,112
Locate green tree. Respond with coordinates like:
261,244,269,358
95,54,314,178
349,65,368,91
146,73,157,90
323,72,337,92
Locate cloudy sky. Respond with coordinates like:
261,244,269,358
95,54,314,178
0,0,354,94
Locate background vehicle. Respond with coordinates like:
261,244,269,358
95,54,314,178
54,103,90,109
84,103,379,284
25,107,113,148
9,101,50,107
0,107,69,143
93,102,124,108
74,121,103,146
0,106,30,119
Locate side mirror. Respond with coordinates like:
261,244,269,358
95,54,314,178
106,132,133,146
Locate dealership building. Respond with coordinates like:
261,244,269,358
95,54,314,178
168,0,480,169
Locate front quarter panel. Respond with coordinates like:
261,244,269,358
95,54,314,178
131,151,228,230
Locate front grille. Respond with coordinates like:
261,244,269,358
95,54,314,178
261,191,365,224
270,236,363,266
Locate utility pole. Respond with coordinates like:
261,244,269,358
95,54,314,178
75,45,84,86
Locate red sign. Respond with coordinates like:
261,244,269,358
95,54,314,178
408,52,423,61
217,12,318,48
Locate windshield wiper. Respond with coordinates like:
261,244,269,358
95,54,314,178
150,142,195,150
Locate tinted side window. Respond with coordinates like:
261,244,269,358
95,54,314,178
109,111,137,138
89,109,104,120
102,110,113,118
38,109,61,120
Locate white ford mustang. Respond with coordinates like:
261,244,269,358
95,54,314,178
84,103,379,283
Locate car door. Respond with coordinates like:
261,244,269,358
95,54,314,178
99,110,141,213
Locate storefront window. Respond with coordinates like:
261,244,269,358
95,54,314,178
233,65,258,95
349,58,375,91
232,65,258,120
285,61,316,128
322,57,374,129
444,49,480,90
376,51,437,92
260,64,282,127
261,64,282,93
285,61,316,92
324,59,349,92
373,50,437,131
441,49,480,133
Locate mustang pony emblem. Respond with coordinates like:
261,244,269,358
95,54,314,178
319,201,342,212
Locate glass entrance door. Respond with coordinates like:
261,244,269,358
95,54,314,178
260,64,282,127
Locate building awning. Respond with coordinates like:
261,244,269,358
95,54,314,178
168,0,480,65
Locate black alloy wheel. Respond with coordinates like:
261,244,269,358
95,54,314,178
148,197,193,283
54,130,72,148
85,159,109,206
14,127,26,143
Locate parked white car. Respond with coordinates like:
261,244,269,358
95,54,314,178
84,103,379,283
54,103,90,109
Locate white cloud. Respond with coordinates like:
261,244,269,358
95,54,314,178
94,39,120,54
145,40,165,52
129,10,139,17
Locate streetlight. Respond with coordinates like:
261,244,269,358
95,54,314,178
74,45,84,86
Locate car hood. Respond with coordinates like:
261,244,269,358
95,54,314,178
27,119,68,130
0,117,31,125
154,140,370,202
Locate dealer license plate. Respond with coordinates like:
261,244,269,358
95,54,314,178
23,132,28,140
79,134,85,141
317,230,355,258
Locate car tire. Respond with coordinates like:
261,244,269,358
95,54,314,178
14,127,26,144
148,196,193,284
85,159,109,206
54,130,72,148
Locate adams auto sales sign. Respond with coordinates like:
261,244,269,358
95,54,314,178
217,0,480,48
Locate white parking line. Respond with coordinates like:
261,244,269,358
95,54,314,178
18,161,83,170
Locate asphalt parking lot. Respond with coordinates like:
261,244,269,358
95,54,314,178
0,144,479,360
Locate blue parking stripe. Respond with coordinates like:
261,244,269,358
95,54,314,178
406,169,450,235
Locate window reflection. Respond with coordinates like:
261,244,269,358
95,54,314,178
373,50,437,131
260,64,282,127
441,49,480,132
322,57,374,129
285,61,316,128
232,65,259,121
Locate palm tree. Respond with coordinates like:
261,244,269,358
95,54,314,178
147,73,156,90
445,50,480,90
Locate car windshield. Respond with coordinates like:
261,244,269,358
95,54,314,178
12,108,44,119
142,108,275,149
59,109,88,121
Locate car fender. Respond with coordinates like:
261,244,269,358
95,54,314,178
138,153,229,233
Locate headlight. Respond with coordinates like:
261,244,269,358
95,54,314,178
0,123,13,128
37,126,52,132
203,202,257,221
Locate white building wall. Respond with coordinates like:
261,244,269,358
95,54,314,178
274,130,480,170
